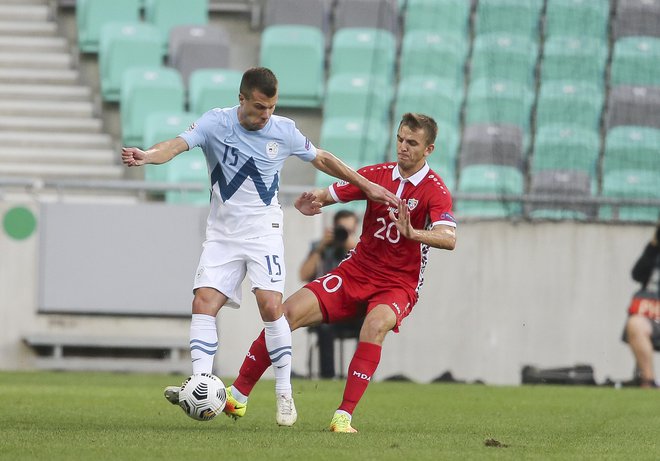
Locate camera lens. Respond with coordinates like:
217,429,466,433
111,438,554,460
333,226,349,244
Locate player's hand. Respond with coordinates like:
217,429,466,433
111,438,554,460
389,199,416,240
364,181,399,208
295,192,322,216
121,147,147,167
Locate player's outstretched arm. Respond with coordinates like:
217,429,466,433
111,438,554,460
121,137,189,167
295,189,335,216
389,200,456,250
311,149,399,207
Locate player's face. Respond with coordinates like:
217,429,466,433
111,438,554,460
396,125,434,176
238,89,278,131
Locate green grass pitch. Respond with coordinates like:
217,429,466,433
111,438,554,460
1,371,659,461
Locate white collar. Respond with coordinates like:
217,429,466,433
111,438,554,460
392,162,430,186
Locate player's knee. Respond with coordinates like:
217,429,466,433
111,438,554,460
360,316,393,343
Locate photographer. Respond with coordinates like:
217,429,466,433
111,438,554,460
622,221,660,388
300,210,361,379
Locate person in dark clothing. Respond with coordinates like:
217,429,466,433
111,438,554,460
623,222,660,388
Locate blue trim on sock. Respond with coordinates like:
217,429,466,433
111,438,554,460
270,350,292,363
268,345,291,356
189,339,218,348
190,345,217,356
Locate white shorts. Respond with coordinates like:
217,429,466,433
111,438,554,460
192,234,286,308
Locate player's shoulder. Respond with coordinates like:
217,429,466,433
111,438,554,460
423,167,452,193
268,113,297,130
357,161,397,176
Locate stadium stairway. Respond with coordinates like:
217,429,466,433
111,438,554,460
0,0,122,181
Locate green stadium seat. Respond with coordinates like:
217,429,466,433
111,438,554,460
599,170,660,222
455,164,524,218
610,37,660,87
329,28,397,82
602,126,660,174
76,0,141,53
323,74,392,122
531,125,599,175
120,67,185,147
399,31,467,86
394,76,463,130
188,68,242,115
390,120,460,170
535,81,603,131
142,111,199,182
544,0,610,41
540,36,607,86
464,79,534,135
143,0,209,54
404,0,470,37
260,25,325,108
475,0,543,39
320,117,389,167
99,22,163,102
469,33,538,87
165,152,210,206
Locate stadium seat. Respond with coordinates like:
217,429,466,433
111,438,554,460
260,25,325,108
606,85,660,130
610,37,660,86
399,31,467,86
99,23,163,102
540,36,607,86
167,25,230,87
76,0,141,53
142,111,200,182
428,155,456,193
531,125,599,175
469,33,538,87
323,74,392,123
329,28,397,82
455,164,524,218
535,81,603,131
188,68,242,115
393,76,463,130
544,0,610,41
404,0,471,37
613,0,660,40
464,79,534,136
120,67,185,147
319,117,389,167
474,0,543,39
390,119,460,170
143,0,209,53
165,151,210,206
459,124,524,170
262,0,328,33
334,0,399,34
599,170,660,222
528,170,594,220
602,126,660,175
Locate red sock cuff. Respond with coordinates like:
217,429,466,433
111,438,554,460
354,341,382,363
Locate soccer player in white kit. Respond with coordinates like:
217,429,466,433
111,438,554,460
121,67,398,426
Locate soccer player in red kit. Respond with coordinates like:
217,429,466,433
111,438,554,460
222,113,457,432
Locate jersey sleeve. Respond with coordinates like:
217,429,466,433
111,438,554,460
177,110,217,151
289,123,317,162
428,182,456,228
328,166,372,203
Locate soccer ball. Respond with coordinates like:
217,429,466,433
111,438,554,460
178,373,227,421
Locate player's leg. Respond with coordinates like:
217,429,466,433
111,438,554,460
626,315,656,387
330,304,396,433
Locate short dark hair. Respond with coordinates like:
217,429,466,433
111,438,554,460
398,113,438,146
333,209,358,226
240,67,278,98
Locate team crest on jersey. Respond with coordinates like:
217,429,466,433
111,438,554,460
266,141,279,159
407,198,418,211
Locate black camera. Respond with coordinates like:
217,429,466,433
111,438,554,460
333,226,349,245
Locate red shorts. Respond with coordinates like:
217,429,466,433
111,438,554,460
304,260,416,333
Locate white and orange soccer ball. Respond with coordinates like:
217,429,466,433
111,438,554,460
178,373,226,421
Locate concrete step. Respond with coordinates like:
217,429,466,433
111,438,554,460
0,116,102,133
0,36,68,53
0,68,79,85
0,147,116,164
0,83,91,101
0,100,94,117
0,4,50,22
0,20,57,36
0,0,47,4
0,162,124,180
0,131,113,149
0,51,72,69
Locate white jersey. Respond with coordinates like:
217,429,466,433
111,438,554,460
179,106,317,240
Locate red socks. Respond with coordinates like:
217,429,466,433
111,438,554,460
338,341,382,415
233,329,271,396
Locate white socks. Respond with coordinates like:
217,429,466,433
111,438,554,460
264,315,293,395
189,314,218,375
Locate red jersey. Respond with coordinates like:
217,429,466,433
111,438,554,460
328,162,455,302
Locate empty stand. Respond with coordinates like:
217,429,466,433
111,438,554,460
599,170,660,222
535,81,603,131
606,85,660,130
464,79,534,136
540,36,607,85
319,117,389,167
167,25,230,86
329,27,397,81
469,33,538,87
528,170,594,220
459,124,524,170
262,0,328,32
394,76,463,130
455,164,524,218
404,0,470,37
323,74,392,122
544,0,610,41
334,0,398,34
610,36,660,86
143,0,209,53
76,0,141,53
188,68,242,115
474,0,543,39
602,126,660,174
531,125,599,175
399,31,467,86
613,0,660,40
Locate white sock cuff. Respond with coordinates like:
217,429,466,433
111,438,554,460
264,315,289,336
191,313,216,329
